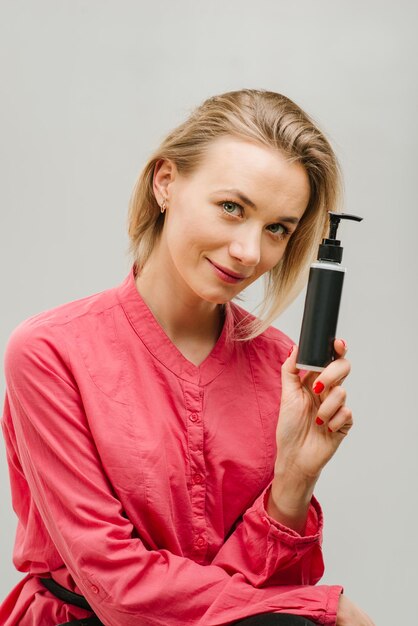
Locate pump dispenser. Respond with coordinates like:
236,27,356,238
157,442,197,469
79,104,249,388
296,212,363,371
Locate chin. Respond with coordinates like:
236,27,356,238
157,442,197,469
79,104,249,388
198,289,240,306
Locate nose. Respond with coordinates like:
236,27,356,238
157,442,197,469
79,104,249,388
228,225,261,267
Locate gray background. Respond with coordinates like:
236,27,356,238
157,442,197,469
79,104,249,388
1,1,417,624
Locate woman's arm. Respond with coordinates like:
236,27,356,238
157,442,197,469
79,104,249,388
269,340,352,529
265,339,376,626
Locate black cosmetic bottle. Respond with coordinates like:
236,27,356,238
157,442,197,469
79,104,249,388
296,212,363,372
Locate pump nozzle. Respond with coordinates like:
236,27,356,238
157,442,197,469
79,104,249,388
318,212,363,263
328,212,363,240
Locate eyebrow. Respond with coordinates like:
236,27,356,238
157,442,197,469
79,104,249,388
215,188,301,225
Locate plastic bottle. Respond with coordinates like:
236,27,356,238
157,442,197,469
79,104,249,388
296,212,363,372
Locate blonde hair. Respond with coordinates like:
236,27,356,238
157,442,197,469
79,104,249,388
127,89,342,339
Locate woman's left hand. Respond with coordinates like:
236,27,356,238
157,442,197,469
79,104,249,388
274,338,353,482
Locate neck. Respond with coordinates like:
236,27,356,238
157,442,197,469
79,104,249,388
134,252,223,347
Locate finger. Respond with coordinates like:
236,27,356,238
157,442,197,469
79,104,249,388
325,406,353,434
280,344,303,395
300,339,349,393
315,386,347,425
334,337,348,358
282,343,304,382
310,357,351,396
283,344,300,374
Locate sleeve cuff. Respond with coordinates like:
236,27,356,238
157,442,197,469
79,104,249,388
259,484,324,544
323,585,344,626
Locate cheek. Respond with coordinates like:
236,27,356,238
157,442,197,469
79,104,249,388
259,241,287,273
166,218,209,266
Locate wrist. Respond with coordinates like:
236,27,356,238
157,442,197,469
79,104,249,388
267,471,320,534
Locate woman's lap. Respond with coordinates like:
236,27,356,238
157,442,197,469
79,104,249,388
233,613,317,626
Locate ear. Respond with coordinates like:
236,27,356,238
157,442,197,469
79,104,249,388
153,159,177,205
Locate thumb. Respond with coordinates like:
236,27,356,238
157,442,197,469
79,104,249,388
281,344,302,393
285,345,321,392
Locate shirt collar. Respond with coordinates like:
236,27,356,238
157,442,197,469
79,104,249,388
116,265,236,385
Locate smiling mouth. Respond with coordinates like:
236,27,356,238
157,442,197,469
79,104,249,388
207,259,250,281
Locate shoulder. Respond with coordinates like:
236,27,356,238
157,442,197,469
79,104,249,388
10,281,120,334
4,283,120,382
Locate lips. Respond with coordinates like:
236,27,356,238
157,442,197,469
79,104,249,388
207,259,249,280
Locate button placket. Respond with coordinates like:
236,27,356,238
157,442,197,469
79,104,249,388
183,381,207,553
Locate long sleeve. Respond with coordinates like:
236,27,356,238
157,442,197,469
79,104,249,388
212,486,325,587
3,320,342,626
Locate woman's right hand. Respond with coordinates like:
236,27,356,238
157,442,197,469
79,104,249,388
336,594,375,625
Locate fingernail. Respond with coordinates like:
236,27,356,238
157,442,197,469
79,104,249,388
288,345,294,358
313,381,325,394
328,427,333,433
315,417,324,425
340,339,347,349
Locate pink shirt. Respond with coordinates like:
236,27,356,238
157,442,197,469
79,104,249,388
1,267,343,626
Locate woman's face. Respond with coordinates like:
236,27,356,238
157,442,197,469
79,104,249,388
154,135,310,305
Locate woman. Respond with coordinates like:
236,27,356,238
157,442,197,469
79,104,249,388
1,89,374,625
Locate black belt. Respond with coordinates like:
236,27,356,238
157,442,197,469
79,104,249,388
40,578,103,626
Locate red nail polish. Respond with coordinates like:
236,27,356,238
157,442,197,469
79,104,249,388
315,417,324,425
288,346,294,357
328,427,333,433
313,381,325,394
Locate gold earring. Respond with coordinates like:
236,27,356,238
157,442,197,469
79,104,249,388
160,198,167,213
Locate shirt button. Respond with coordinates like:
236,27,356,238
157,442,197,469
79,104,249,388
90,585,99,594
195,537,207,548
189,413,199,422
192,473,204,484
